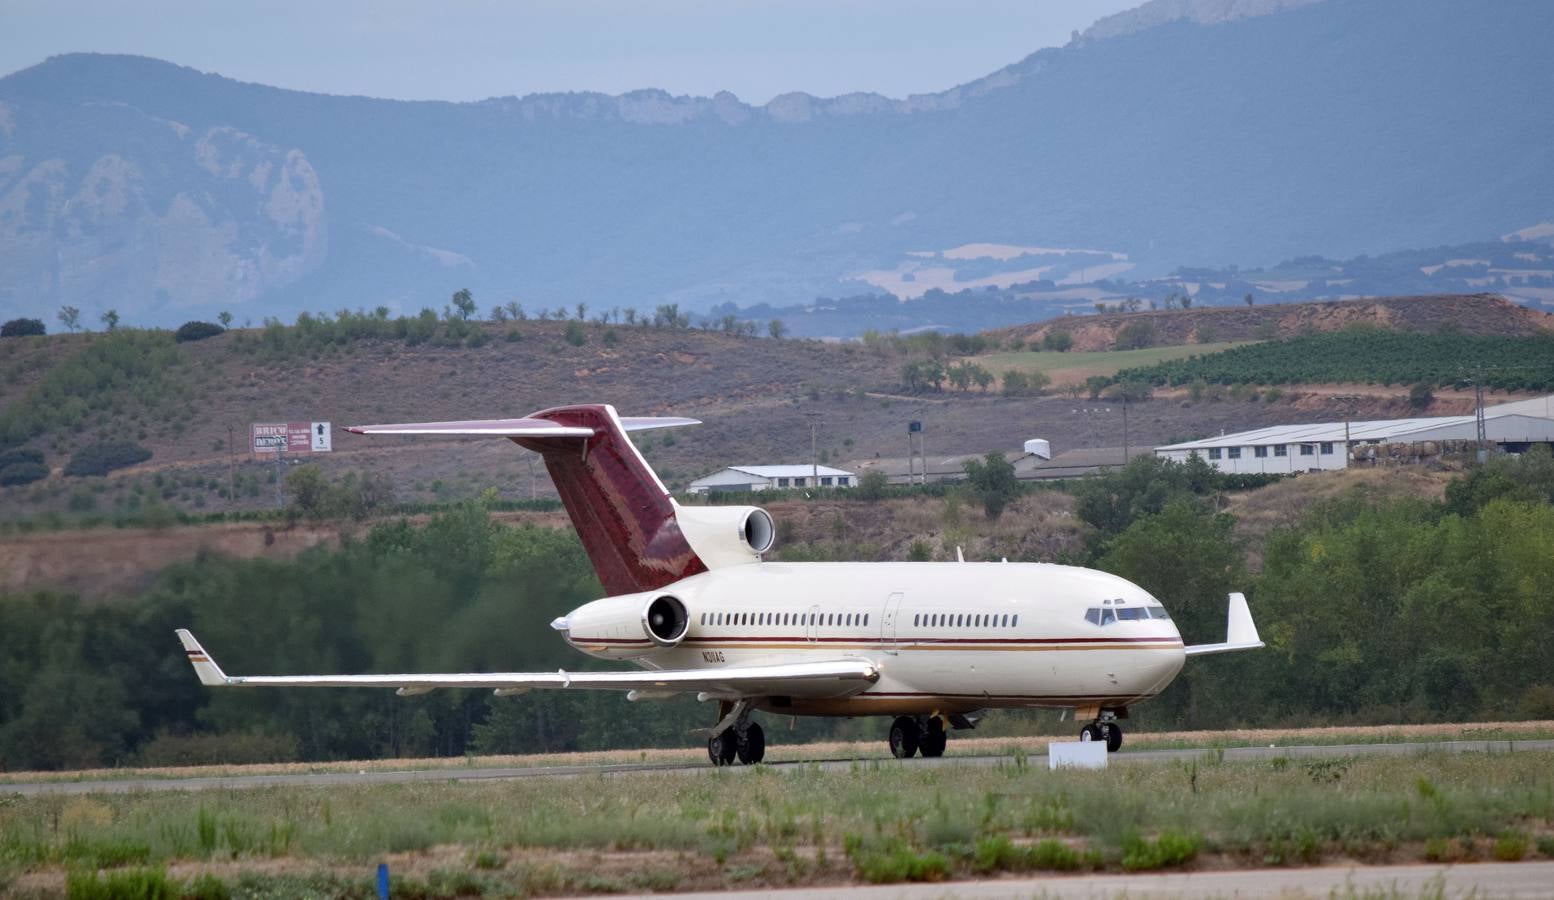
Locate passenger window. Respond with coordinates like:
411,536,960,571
1011,615,1018,627
1002,614,1009,627
863,614,869,626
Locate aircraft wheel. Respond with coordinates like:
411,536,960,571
737,722,766,765
889,716,920,759
1102,722,1123,753
1078,723,1104,743
919,719,948,758
708,731,737,766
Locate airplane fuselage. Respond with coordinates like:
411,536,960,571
559,561,1186,718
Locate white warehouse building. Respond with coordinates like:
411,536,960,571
1155,397,1554,475
688,465,857,495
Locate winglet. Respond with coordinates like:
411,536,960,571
1183,592,1265,657
1226,592,1260,646
176,629,231,686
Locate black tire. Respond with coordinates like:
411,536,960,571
707,732,737,766
737,722,766,764
1103,722,1123,753
889,716,920,759
919,718,944,761
1078,723,1104,743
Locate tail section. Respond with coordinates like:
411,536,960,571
350,405,705,595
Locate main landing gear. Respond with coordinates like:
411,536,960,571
707,706,766,766
1078,714,1124,753
888,715,949,759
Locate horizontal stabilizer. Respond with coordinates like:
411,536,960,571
174,630,877,699
345,415,699,439
345,418,594,438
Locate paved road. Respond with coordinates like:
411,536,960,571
3,738,1549,796
607,861,1554,899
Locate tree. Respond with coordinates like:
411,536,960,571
856,468,889,501
57,305,81,333
174,321,224,342
575,302,588,321
768,319,788,339
1244,293,1255,307
1,318,46,337
99,309,120,331
1041,330,1074,352
1180,294,1193,309
1408,382,1434,410
963,451,1021,520
971,366,995,392
490,305,509,323
217,310,234,328
505,300,525,321
1115,320,1156,350
623,307,638,326
451,288,477,320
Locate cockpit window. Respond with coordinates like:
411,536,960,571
1117,607,1149,621
1148,606,1171,620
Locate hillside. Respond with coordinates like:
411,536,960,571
990,294,1554,352
2,0,1553,324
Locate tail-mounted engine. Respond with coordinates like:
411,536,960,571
675,504,775,566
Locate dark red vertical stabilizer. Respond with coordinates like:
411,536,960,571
513,405,706,595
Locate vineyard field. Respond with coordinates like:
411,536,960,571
1114,330,1554,391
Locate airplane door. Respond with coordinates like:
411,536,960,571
881,592,904,654
805,604,821,644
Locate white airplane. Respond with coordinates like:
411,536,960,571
177,403,1262,765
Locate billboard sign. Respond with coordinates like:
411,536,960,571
252,422,332,454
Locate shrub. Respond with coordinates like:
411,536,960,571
174,321,225,343
0,461,48,486
65,868,178,900
1041,330,1074,352
564,320,587,346
505,328,523,342
0,447,45,469
1115,320,1156,350
1,317,46,337
1121,830,1200,870
1409,381,1434,409
64,440,152,477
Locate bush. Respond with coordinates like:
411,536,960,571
564,320,587,346
1,318,46,337
1409,381,1434,409
0,461,48,486
64,440,152,477
1121,831,1200,871
174,321,225,343
1041,330,1074,352
0,447,45,469
856,468,889,501
1115,320,1156,350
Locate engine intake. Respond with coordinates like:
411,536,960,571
643,594,689,646
675,504,777,566
740,507,775,554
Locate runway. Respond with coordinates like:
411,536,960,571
3,738,1549,796
609,861,1554,899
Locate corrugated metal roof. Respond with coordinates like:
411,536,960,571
1157,415,1484,451
726,464,855,478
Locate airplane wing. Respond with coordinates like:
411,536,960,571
1183,592,1265,657
176,630,876,699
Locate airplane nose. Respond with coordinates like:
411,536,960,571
550,616,571,633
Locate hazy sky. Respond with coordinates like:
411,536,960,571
1,0,1139,103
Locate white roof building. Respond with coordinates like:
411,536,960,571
1155,396,1554,474
688,465,857,494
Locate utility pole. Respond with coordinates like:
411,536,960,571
1331,394,1361,469
1122,394,1130,465
226,424,236,505
274,444,284,507
804,412,821,487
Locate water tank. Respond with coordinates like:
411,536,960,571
1024,439,1052,460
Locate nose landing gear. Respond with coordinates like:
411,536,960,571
1078,714,1124,753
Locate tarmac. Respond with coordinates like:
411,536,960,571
3,738,1549,796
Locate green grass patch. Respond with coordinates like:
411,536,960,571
978,342,1252,381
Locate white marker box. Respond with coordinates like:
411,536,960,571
1048,741,1108,770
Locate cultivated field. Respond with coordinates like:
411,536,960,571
976,341,1251,386
5,745,1553,897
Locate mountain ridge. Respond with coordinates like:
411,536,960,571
2,0,1550,325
